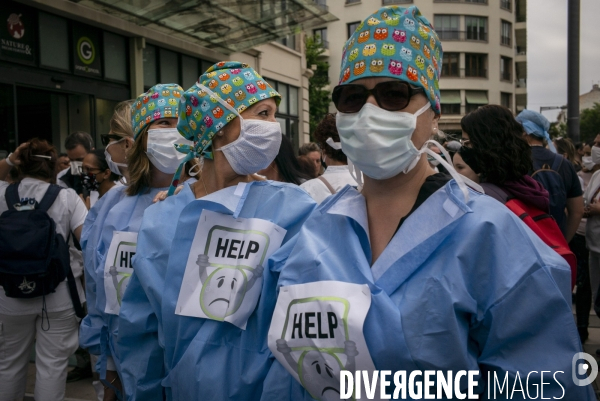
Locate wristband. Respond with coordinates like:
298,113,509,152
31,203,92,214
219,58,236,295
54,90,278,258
5,153,15,167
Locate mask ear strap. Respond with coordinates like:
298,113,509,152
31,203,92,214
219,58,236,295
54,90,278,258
421,139,483,203
414,102,431,117
347,159,363,191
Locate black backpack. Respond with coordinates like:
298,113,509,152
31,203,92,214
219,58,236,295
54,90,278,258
0,183,84,321
531,154,568,235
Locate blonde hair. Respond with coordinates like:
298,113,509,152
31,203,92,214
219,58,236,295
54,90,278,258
110,100,134,139
125,127,152,196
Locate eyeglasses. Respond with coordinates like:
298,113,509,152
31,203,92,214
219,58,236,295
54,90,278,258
460,139,472,148
101,134,123,146
332,81,425,113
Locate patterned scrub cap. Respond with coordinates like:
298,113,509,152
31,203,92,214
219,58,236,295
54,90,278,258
131,83,185,139
338,5,443,113
167,61,281,195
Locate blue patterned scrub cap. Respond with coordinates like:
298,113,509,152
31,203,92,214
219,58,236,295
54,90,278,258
339,5,443,113
131,83,184,139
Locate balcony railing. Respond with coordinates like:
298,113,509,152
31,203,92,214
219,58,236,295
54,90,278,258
500,0,512,10
501,36,512,46
516,78,527,88
383,0,413,4
516,14,526,22
345,0,360,4
434,0,487,3
436,30,487,42
501,73,512,81
441,68,487,79
515,46,526,55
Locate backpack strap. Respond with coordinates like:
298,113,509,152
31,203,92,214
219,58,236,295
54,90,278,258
317,176,336,195
38,184,62,212
65,259,85,318
5,183,20,211
550,153,564,173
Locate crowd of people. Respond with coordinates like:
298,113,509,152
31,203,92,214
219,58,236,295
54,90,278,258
0,4,598,401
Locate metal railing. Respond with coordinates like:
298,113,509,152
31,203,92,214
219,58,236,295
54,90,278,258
500,0,512,10
441,67,487,79
345,0,360,4
501,36,512,46
382,0,413,4
515,78,527,88
434,0,487,3
501,73,512,81
515,46,526,55
436,30,487,42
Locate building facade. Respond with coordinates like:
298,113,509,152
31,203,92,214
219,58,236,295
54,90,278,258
0,0,335,156
312,0,527,137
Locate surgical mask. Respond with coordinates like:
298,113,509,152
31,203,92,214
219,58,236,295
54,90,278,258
146,128,193,174
105,138,127,176
582,156,595,171
81,172,100,191
336,102,431,181
70,161,83,175
198,83,282,176
592,146,600,165
215,118,282,175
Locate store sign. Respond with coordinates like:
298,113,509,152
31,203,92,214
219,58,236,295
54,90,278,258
72,24,102,77
0,3,36,64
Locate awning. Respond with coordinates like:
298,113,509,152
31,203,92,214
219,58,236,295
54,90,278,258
75,0,338,54
440,90,461,104
465,91,489,105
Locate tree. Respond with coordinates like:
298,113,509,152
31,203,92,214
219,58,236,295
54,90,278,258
305,35,330,138
548,122,567,139
580,102,600,143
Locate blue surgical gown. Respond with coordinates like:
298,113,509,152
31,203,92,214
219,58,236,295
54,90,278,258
79,185,171,378
117,181,317,401
263,180,595,400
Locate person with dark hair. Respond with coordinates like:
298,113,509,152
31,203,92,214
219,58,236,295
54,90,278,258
79,149,120,210
296,155,319,179
300,113,357,203
0,138,87,401
298,142,322,177
517,110,584,242
257,134,310,185
57,131,95,195
57,152,70,175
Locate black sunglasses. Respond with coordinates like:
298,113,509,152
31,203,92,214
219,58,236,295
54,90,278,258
101,134,123,146
332,81,425,113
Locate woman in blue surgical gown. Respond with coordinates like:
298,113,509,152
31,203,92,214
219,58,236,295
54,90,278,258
263,6,595,401
117,62,316,400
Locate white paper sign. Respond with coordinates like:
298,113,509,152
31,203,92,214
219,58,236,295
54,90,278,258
103,231,138,315
268,281,377,401
175,209,286,329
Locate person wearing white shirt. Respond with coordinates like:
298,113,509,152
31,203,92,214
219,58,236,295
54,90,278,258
300,113,357,203
0,138,87,401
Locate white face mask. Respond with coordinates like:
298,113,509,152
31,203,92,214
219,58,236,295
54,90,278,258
198,84,282,176
592,146,600,166
105,138,128,176
336,102,431,180
70,161,83,175
582,155,595,171
146,128,193,174
215,117,282,175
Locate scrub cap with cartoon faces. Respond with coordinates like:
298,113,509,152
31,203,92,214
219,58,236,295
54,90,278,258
131,83,184,139
177,61,281,157
338,5,443,113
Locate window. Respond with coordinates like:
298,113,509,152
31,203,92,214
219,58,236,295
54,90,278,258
347,22,360,39
160,48,179,84
277,34,296,50
382,0,413,4
465,53,487,78
500,0,511,10
442,53,459,77
434,15,460,40
265,79,299,145
500,56,512,81
465,91,488,113
39,13,69,71
313,28,328,49
465,16,487,41
440,90,461,115
501,20,512,46
104,32,128,82
516,0,526,22
143,45,157,89
181,55,200,89
346,0,360,4
501,92,512,110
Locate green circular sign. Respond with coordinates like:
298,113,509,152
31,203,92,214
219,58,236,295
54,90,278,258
77,36,95,65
